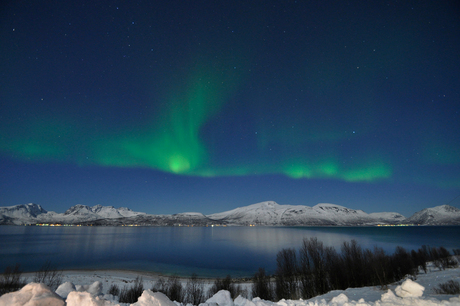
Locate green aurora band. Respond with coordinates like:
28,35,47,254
5,61,458,185
93,64,230,174
0,94,439,184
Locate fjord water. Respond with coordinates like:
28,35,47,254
1,226,459,278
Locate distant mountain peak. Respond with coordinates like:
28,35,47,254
0,203,47,224
64,204,91,215
436,204,460,212
0,202,459,226
314,203,346,209
403,204,460,225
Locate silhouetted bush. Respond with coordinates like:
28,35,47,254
411,249,427,273
273,238,458,301
208,274,245,299
108,283,120,296
33,260,63,291
416,246,457,271
324,245,345,290
391,246,416,280
341,240,367,288
185,273,205,305
298,238,334,298
166,275,184,302
275,248,298,300
437,247,457,269
119,276,143,303
152,276,167,294
152,275,184,302
365,246,391,289
252,268,273,301
0,264,26,296
434,280,460,294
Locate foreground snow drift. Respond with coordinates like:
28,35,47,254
1,278,459,306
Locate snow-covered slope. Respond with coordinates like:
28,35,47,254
0,203,47,219
0,203,47,224
403,205,460,225
63,204,145,219
207,201,401,226
2,267,459,306
0,203,146,225
49,204,146,224
369,212,406,224
1,202,459,226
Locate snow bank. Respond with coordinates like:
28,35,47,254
1,279,459,306
0,283,64,306
395,279,424,298
132,290,176,306
56,282,76,299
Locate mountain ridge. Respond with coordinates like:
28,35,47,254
1,201,459,226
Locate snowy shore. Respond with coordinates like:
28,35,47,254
1,267,459,305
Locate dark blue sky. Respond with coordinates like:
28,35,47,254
1,1,459,216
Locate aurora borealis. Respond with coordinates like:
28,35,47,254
1,1,459,215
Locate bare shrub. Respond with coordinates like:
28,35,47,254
341,240,366,288
208,275,242,299
152,275,184,302
166,275,184,302
108,283,120,296
0,264,26,295
412,249,427,273
391,246,416,281
152,276,167,294
275,248,298,300
434,280,460,294
252,268,273,301
185,273,205,305
370,247,391,288
33,261,63,290
119,276,143,303
438,247,458,269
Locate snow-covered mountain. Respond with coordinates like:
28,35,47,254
0,201,459,226
0,203,47,219
369,212,406,224
63,204,144,219
0,203,48,224
403,204,460,225
0,203,146,225
207,201,402,226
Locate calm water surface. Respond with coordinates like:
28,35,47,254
1,226,459,277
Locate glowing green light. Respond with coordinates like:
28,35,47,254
168,155,191,173
341,162,392,182
92,60,242,174
284,166,313,179
0,59,397,184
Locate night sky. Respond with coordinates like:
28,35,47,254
1,1,459,216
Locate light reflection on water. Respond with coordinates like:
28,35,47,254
1,226,459,278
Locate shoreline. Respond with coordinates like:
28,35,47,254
21,269,253,288
15,266,460,304
22,268,254,282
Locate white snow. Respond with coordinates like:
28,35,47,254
395,279,424,298
205,290,234,306
404,205,460,225
56,282,76,299
1,266,459,306
207,201,404,226
0,203,47,219
133,291,176,306
0,283,65,306
3,202,460,226
0,203,147,225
